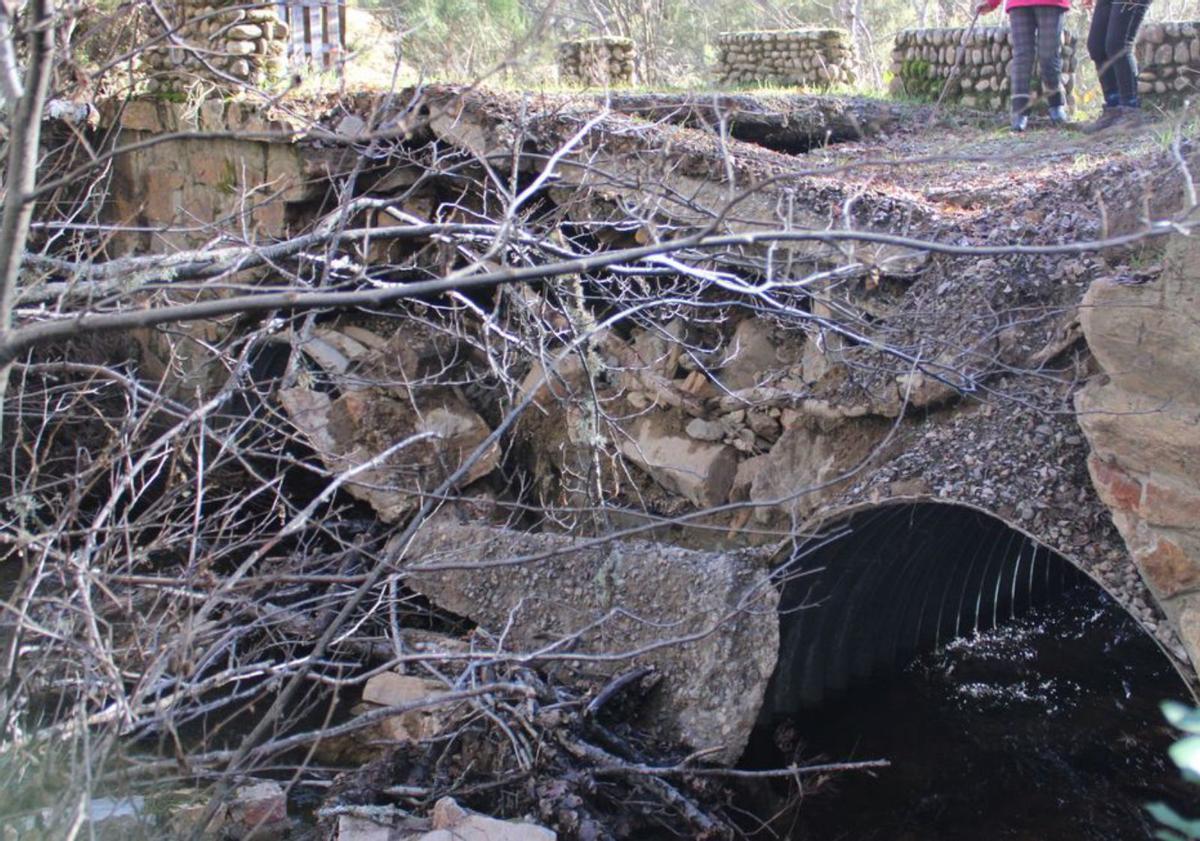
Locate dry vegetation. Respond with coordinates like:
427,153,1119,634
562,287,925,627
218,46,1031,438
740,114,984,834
0,2,1198,840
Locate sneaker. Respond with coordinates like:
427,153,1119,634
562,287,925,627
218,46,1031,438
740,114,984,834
1010,112,1028,132
1080,105,1122,135
1048,105,1069,126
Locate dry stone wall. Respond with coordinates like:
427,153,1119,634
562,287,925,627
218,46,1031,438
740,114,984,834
142,1,289,93
557,37,636,87
891,26,1077,111
1135,21,1200,105
716,29,856,89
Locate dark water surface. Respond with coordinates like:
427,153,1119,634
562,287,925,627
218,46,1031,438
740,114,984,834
743,588,1200,840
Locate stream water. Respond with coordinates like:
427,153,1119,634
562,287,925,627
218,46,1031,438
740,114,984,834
743,586,1200,840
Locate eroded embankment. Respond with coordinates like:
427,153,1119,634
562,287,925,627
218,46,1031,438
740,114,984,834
104,82,1200,688
17,86,1197,836
363,88,1195,642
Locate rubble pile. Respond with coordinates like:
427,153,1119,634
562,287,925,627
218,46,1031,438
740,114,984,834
22,85,1200,840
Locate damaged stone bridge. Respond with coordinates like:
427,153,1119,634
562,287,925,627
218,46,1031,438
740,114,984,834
97,86,1200,763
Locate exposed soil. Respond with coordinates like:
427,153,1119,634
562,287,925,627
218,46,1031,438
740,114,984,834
14,85,1200,841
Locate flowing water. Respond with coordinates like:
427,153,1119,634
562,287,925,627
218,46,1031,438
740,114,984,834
743,586,1200,840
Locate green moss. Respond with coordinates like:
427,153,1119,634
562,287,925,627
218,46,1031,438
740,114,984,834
897,58,941,101
144,789,197,820
903,58,931,80
216,159,238,196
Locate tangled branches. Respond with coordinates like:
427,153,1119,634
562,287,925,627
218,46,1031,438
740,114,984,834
1,4,1198,834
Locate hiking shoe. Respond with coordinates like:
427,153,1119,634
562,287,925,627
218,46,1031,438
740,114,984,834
1048,105,1069,126
1111,105,1148,130
1010,112,1028,133
1080,106,1122,135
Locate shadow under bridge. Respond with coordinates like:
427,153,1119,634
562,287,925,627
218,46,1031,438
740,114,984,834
769,502,1090,712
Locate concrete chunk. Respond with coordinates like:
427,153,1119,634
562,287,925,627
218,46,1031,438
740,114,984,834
399,521,778,764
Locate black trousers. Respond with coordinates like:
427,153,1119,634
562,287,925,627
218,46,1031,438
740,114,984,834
1009,6,1067,113
1087,0,1152,107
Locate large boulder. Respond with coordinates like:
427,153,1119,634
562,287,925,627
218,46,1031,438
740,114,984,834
717,317,802,391
1076,231,1200,668
1080,249,1200,406
618,413,739,509
397,522,779,764
750,415,889,523
279,326,499,522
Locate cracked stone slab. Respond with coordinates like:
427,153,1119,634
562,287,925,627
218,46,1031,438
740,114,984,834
397,521,779,764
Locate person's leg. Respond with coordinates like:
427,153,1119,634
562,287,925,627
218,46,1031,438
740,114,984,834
1087,0,1120,109
1104,0,1151,107
1009,7,1037,124
1035,6,1066,109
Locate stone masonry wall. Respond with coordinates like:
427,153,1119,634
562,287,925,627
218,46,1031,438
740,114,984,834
103,98,310,254
141,1,289,93
1135,21,1200,105
891,26,1077,111
99,98,315,397
1076,232,1200,673
558,37,637,87
715,29,856,89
